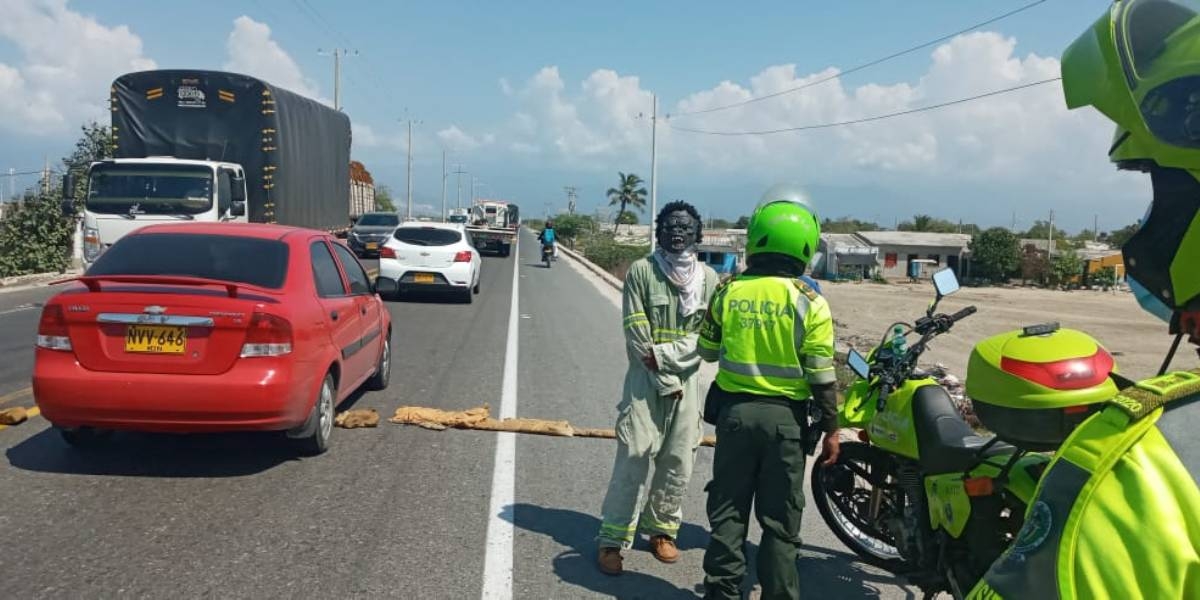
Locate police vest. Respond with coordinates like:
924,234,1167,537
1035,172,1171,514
710,275,833,400
968,369,1200,599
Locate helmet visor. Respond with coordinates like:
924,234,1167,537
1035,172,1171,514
1118,0,1200,146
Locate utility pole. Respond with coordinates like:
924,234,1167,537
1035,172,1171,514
42,156,50,195
317,48,357,111
564,186,577,215
452,165,466,211
441,150,447,222
649,93,658,253
8,168,14,201
1048,209,1055,256
401,114,422,220
1094,214,1099,242
471,176,478,206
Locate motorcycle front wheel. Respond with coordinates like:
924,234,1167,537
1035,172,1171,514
811,440,909,572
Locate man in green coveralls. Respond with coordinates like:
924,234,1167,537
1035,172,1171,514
596,200,720,575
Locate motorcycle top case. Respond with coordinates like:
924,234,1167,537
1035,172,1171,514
110,69,351,231
966,326,1119,451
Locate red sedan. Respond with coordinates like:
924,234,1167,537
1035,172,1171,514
32,222,396,455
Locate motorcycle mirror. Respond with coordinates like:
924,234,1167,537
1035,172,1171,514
847,349,870,379
932,268,960,298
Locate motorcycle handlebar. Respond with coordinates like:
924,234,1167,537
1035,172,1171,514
951,306,977,323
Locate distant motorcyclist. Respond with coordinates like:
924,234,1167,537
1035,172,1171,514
968,1,1199,597
539,220,558,260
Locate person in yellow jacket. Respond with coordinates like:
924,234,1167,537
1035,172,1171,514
596,200,720,575
697,185,840,600
969,1,1199,597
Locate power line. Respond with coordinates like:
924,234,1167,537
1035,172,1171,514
671,0,1050,118
669,77,1061,136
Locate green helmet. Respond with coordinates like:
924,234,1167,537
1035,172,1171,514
1062,0,1200,325
745,183,821,264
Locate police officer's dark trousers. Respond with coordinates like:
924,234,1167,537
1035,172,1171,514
703,387,808,600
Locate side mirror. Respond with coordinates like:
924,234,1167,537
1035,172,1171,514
373,276,398,297
932,267,960,298
847,349,870,379
230,200,246,217
230,183,246,203
60,199,76,218
61,173,76,200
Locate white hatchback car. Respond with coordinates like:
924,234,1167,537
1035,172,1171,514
378,221,482,303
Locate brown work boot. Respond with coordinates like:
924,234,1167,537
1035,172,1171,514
649,535,679,563
598,547,623,575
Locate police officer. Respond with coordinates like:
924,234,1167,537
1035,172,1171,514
698,184,840,599
968,1,1199,597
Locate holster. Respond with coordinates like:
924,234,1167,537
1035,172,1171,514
801,400,823,456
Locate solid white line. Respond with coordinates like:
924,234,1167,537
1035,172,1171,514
481,232,519,600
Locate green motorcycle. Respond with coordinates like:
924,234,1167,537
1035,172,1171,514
810,268,1119,599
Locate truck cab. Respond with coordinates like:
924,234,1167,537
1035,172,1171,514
64,158,247,269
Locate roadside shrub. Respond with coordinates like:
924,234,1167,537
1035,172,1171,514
581,236,649,280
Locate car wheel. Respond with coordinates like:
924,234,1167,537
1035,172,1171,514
365,336,391,391
294,373,336,456
473,274,481,295
57,426,112,449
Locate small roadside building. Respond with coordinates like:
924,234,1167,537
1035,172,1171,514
854,231,974,280
814,233,879,280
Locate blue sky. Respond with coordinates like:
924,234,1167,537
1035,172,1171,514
0,0,1144,232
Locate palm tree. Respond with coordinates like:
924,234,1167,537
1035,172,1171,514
606,172,647,233
911,214,934,232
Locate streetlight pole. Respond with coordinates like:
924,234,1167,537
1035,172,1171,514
441,150,447,222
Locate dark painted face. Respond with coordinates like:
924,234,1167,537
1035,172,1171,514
658,210,699,254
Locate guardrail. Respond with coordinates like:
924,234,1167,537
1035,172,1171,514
555,244,623,292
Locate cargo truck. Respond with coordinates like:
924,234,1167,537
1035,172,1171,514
62,69,363,268
466,199,519,257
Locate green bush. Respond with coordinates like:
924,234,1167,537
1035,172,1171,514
0,191,74,277
581,235,649,280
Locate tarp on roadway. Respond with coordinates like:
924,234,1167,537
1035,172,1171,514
111,69,351,231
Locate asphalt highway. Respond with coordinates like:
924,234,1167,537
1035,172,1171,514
0,230,915,598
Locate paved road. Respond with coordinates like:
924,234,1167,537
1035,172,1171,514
0,232,916,598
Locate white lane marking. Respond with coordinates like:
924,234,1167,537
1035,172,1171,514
0,303,38,317
481,232,519,600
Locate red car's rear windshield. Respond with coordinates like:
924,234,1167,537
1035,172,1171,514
87,232,290,289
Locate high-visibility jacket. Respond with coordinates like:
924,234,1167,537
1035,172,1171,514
698,274,835,400
968,369,1200,600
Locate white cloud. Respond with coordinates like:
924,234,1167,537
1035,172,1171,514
437,125,494,151
223,16,323,102
486,31,1144,223
0,0,157,135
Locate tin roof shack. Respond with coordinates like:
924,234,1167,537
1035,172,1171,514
855,231,973,281
815,233,879,281
697,229,746,274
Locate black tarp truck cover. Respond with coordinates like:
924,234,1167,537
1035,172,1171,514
111,69,351,231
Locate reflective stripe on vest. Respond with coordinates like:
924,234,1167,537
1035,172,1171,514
970,370,1200,600
713,276,812,399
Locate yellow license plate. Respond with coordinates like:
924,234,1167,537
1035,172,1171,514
124,324,187,354
414,273,435,283
366,242,378,250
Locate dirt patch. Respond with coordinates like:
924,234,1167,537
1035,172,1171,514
822,280,1189,383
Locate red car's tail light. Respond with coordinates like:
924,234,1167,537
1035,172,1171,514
380,246,397,259
1000,349,1114,390
454,251,472,262
240,312,293,357
36,304,72,351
